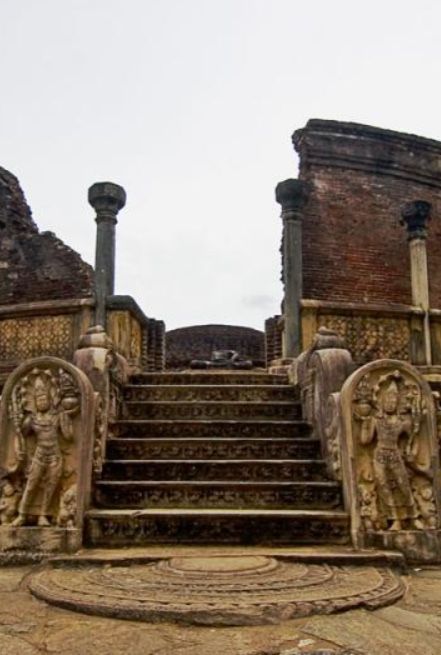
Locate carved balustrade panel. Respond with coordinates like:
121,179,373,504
107,310,142,371
294,328,353,480
73,326,129,476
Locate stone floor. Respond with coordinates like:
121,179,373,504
1,551,441,655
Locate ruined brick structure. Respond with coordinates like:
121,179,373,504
271,120,441,367
293,120,441,307
0,167,94,304
166,324,265,369
2,119,441,572
0,167,165,377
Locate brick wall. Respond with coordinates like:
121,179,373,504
264,315,282,366
0,166,94,304
293,120,441,308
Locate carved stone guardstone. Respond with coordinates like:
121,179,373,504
0,357,95,555
340,359,441,561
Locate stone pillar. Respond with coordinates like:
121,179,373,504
275,179,308,358
400,200,432,365
88,182,126,327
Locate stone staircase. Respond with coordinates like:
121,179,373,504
85,371,349,546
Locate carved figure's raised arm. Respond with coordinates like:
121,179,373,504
360,416,376,445
59,411,74,440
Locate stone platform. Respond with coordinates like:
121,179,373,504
29,552,404,626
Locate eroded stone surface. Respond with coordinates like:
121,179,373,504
0,566,32,591
0,633,40,655
303,608,441,655
167,555,275,574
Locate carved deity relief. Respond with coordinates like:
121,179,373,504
0,358,94,533
342,363,440,536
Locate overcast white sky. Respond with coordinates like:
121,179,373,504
1,0,441,330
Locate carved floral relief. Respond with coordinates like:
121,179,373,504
320,315,410,363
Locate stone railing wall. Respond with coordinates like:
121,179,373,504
301,299,428,367
265,299,432,370
0,298,95,384
144,318,166,371
106,295,146,372
104,295,165,373
0,295,165,384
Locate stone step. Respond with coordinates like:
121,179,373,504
106,437,321,460
130,372,289,386
94,480,343,510
51,545,406,569
123,384,296,403
101,459,327,481
115,420,310,440
122,401,301,421
84,508,350,546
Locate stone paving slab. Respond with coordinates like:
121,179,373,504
303,606,441,655
374,605,441,636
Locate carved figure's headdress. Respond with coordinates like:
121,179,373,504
384,380,399,397
34,375,50,398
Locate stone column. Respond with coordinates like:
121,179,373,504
275,179,308,358
400,200,432,365
88,182,126,327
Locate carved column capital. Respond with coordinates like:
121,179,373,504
275,179,308,220
400,200,431,240
89,182,126,327
88,182,126,224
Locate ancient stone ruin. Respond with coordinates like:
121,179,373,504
1,118,441,624
166,324,265,369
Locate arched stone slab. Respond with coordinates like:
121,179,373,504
340,359,441,561
0,357,95,555
29,556,404,626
